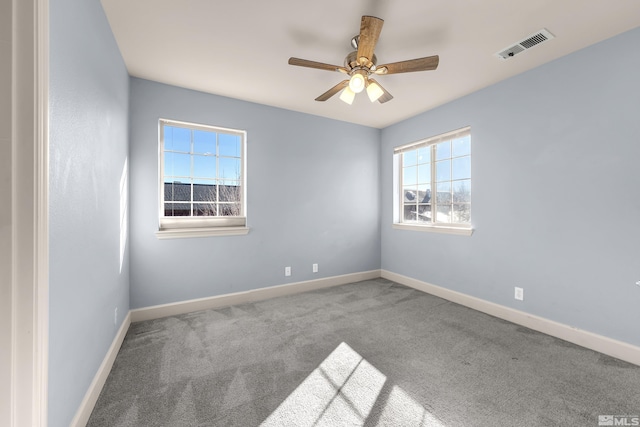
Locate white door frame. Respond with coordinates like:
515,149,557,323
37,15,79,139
7,0,49,425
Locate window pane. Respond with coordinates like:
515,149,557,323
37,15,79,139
417,147,430,164
219,203,241,216
436,141,451,160
160,121,245,224
220,178,240,186
192,177,216,185
164,181,190,202
417,204,431,223
403,166,418,186
193,130,216,155
452,135,470,157
436,182,451,204
452,156,471,180
404,187,418,203
436,160,451,182
164,152,191,178
403,205,418,222
453,180,471,203
436,204,452,223
453,204,471,224
219,157,241,180
417,185,431,203
193,203,216,216
219,183,241,202
164,203,190,216
403,150,418,167
193,183,217,202
193,155,216,179
219,134,241,157
417,164,430,184
164,126,190,152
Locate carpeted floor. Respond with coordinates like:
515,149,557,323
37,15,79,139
87,279,640,426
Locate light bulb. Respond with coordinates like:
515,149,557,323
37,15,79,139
339,87,356,105
366,81,384,102
348,73,365,94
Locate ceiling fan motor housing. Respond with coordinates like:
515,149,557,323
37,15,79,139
344,51,377,72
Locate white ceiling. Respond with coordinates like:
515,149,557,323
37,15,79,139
101,0,640,129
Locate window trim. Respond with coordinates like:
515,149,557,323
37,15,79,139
156,118,248,239
393,126,473,235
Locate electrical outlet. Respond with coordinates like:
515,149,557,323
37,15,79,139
285,266,291,277
312,263,318,273
514,287,524,301
636,281,640,287
114,307,118,325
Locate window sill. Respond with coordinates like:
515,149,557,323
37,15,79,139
156,226,250,239
392,223,473,236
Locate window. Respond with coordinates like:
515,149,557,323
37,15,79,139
393,127,471,235
157,119,248,238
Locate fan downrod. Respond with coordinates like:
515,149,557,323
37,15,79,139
351,35,359,50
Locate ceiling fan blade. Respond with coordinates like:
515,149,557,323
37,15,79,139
315,80,349,101
369,78,393,103
375,55,439,75
356,16,384,64
288,57,349,74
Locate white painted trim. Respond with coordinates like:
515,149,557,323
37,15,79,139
155,226,250,239
381,270,640,367
131,270,381,322
70,312,132,427
34,0,49,422
392,223,473,236
10,0,49,426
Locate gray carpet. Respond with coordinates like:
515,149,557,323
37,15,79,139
87,279,640,426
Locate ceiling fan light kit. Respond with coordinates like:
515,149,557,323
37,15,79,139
288,15,439,105
348,71,366,93
339,87,356,105
366,80,384,102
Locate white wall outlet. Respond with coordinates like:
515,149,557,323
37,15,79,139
285,266,291,277
514,287,524,301
312,263,318,273
114,307,118,325
636,281,640,287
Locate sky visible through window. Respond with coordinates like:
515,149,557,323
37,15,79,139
402,136,470,187
163,126,241,185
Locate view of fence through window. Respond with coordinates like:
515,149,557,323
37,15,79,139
162,124,242,217
401,131,470,225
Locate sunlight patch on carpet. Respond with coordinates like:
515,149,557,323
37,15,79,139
376,386,445,426
260,342,445,426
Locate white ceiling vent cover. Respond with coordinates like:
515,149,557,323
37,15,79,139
496,29,555,60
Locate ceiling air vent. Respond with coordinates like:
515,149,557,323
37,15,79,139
495,29,555,60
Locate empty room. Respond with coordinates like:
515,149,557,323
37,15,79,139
4,0,640,426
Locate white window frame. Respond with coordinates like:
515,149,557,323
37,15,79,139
393,126,473,236
156,118,248,239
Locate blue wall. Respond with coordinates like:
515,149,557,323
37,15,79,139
129,78,381,308
49,0,130,425
381,27,640,347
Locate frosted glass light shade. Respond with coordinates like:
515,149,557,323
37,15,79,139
348,73,365,93
339,87,356,105
366,81,384,102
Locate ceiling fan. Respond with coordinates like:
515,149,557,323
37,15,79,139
288,15,439,105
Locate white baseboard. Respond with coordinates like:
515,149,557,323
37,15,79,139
381,270,640,367
131,270,382,323
70,311,132,427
